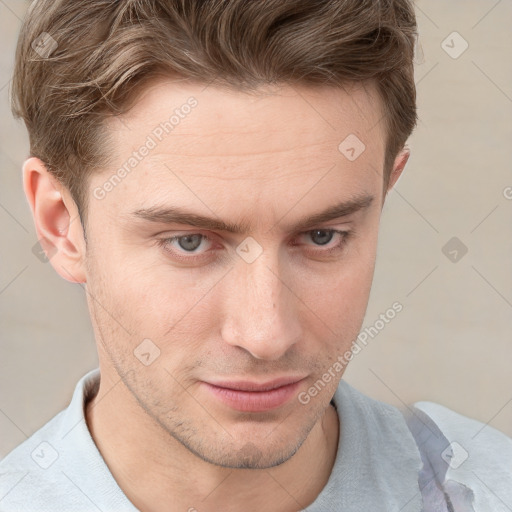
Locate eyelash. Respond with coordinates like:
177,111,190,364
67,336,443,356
156,229,352,263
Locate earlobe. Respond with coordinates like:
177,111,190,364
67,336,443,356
23,157,87,284
386,148,410,193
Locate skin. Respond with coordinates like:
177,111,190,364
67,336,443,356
23,79,409,511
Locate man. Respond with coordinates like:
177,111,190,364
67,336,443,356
1,0,511,510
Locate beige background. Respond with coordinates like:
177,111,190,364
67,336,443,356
1,0,511,458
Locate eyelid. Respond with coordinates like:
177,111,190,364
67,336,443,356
294,228,351,248
158,227,348,244
157,228,352,262
156,223,352,240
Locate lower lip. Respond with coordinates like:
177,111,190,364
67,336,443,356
202,381,302,412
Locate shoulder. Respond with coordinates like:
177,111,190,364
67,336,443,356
404,400,512,511
0,408,68,510
0,369,108,511
411,400,512,468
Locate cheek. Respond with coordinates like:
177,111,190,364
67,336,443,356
296,239,379,373
297,237,377,320
91,258,220,369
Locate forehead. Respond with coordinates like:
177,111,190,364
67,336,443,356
106,77,384,157
94,78,386,216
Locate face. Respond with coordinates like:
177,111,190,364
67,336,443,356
82,79,393,469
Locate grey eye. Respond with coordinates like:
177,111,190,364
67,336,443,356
176,234,204,251
308,230,335,246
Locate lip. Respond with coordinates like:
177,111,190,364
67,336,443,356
202,377,306,412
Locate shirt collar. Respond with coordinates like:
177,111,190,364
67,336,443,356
305,379,423,511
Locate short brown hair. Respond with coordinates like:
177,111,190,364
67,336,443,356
11,0,418,223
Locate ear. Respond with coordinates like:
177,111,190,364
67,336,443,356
386,147,410,194
23,157,87,283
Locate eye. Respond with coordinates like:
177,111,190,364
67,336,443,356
297,229,351,253
159,233,213,257
157,228,352,263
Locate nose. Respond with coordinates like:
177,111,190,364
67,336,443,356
220,252,302,361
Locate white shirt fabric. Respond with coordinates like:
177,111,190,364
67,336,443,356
0,368,511,511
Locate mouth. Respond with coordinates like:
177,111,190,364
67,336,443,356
201,376,306,413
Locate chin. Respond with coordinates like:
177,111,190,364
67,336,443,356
172,417,315,470
202,440,303,470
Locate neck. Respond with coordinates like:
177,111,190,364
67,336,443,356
85,369,339,512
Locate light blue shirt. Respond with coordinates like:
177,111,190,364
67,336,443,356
1,368,511,511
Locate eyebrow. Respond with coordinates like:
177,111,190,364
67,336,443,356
131,193,374,234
